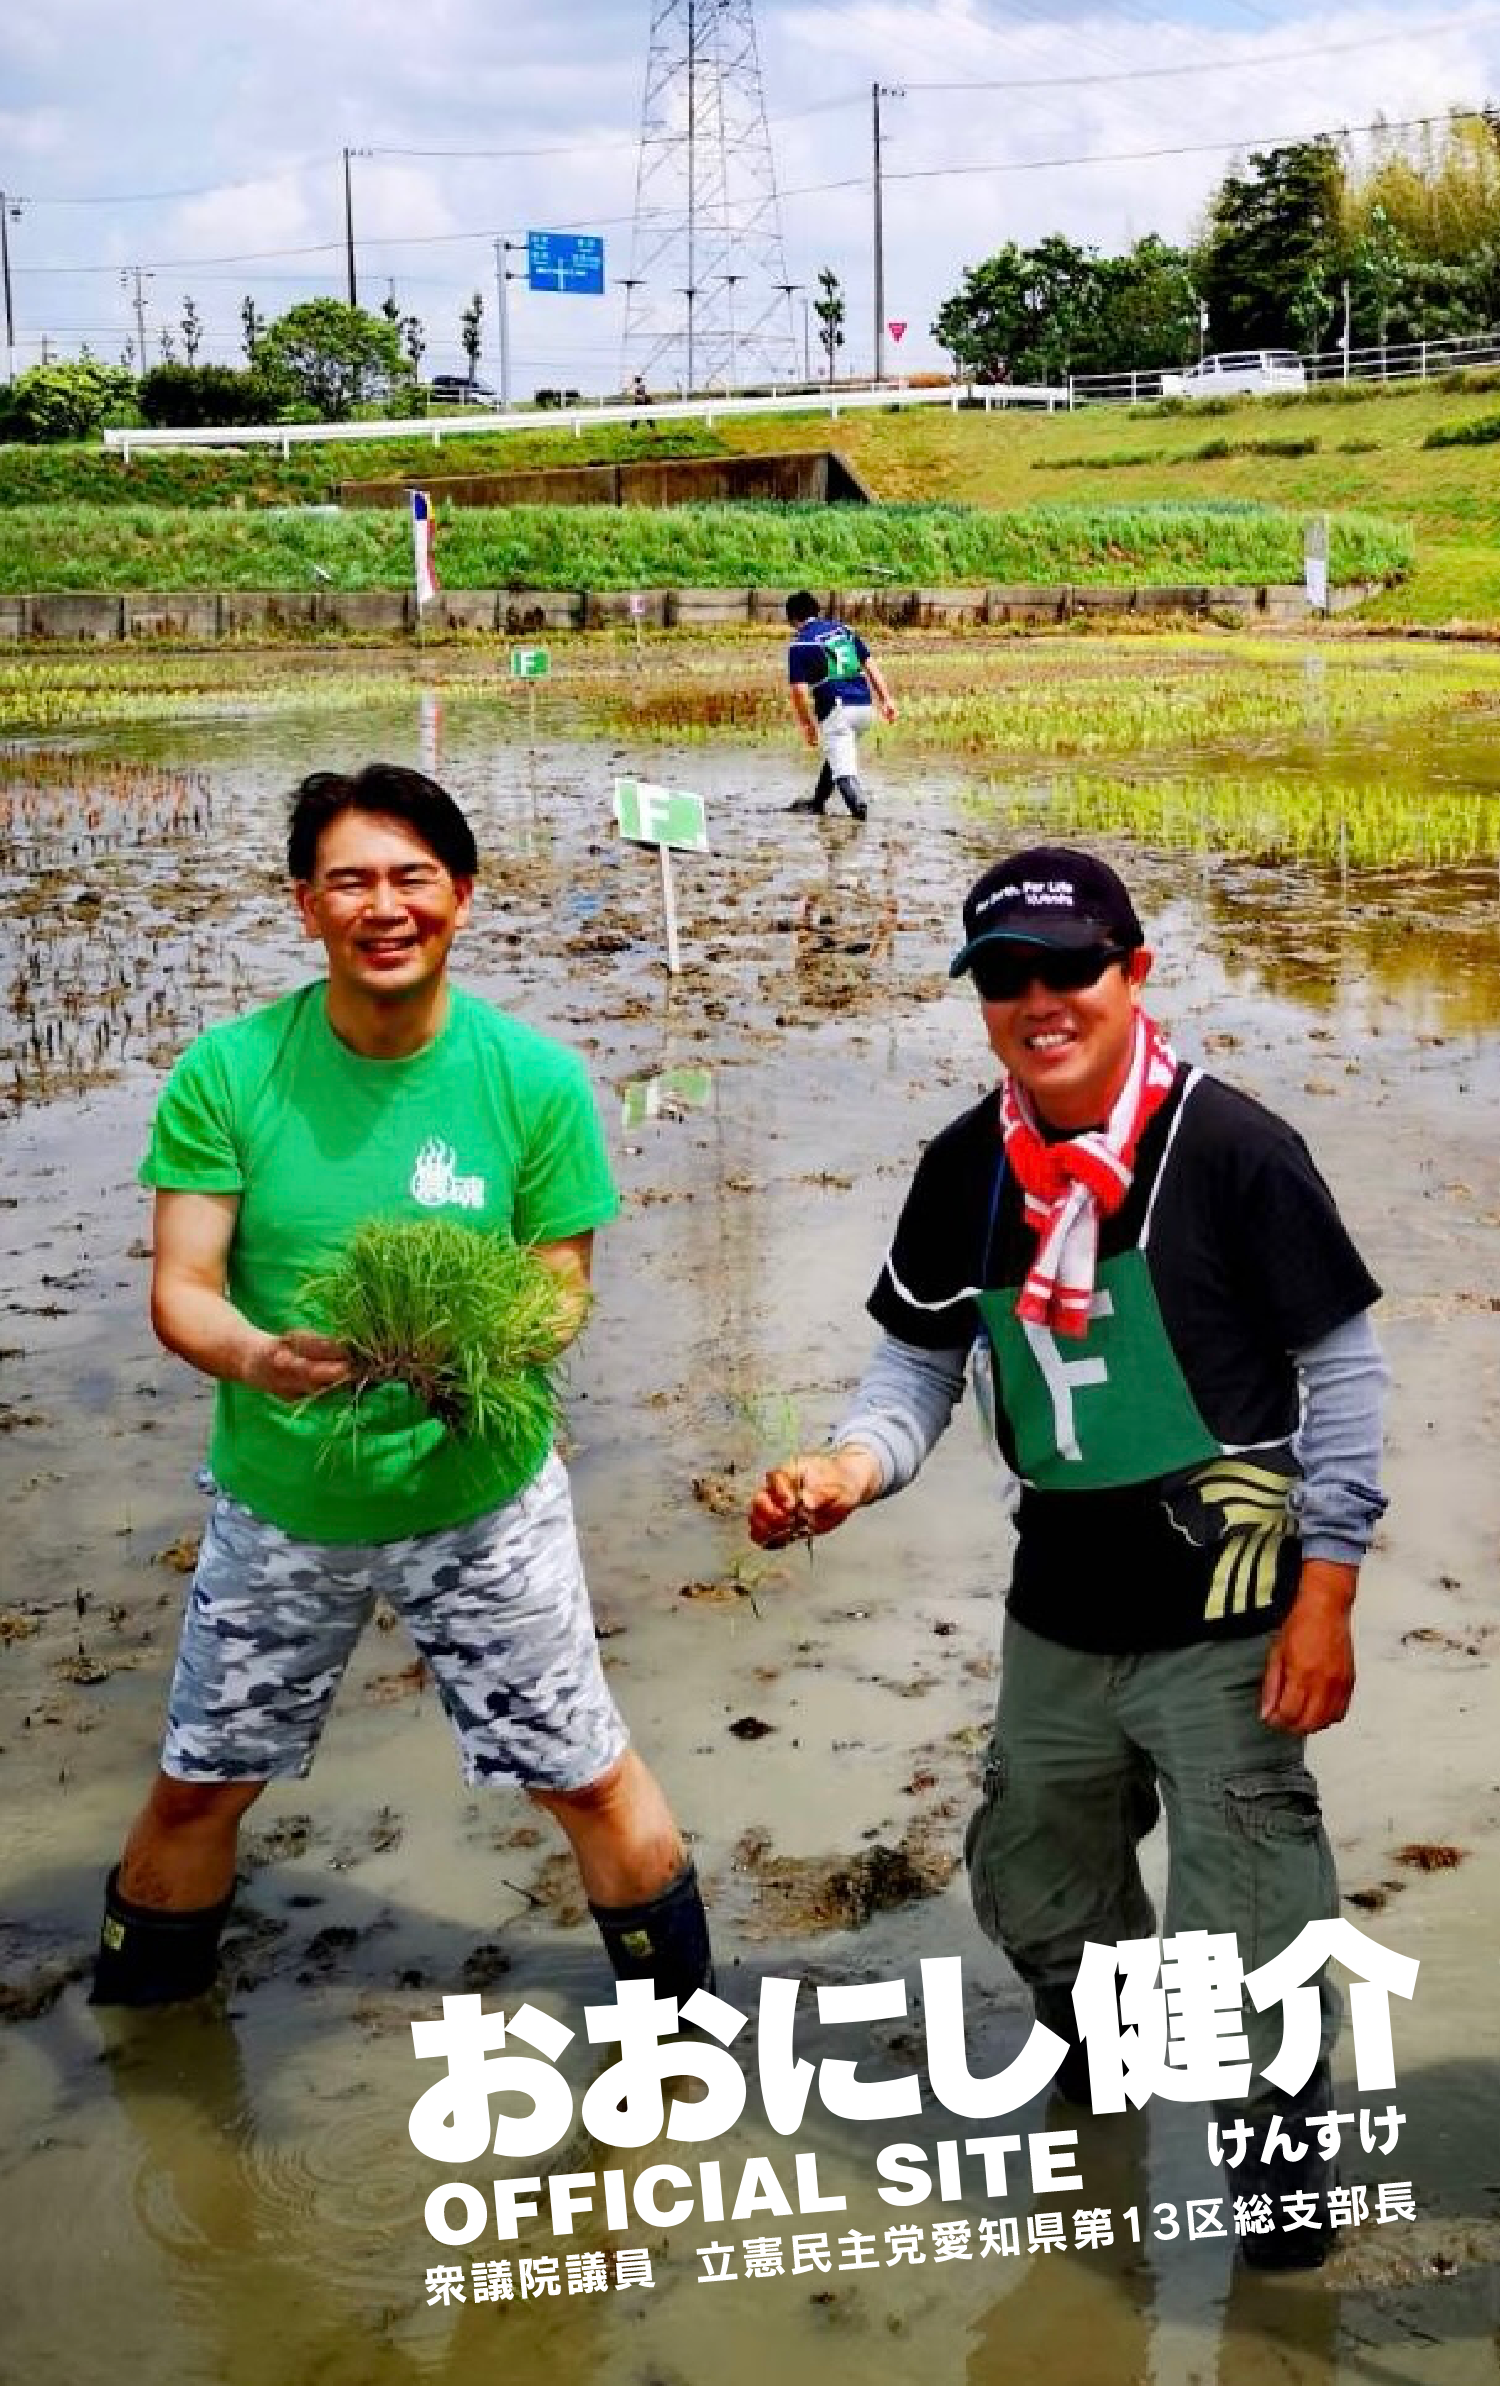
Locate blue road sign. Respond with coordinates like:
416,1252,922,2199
526,231,605,296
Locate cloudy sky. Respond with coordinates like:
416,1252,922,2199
4,0,1500,393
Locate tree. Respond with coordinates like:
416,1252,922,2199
0,358,136,442
460,291,484,387
1338,112,1500,345
1348,204,1408,355
813,267,845,387
257,298,406,419
1095,237,1201,371
933,234,1197,382
402,314,427,375
933,245,1031,380
180,296,203,365
1197,139,1344,350
240,295,266,365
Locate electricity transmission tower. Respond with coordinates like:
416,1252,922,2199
622,0,798,395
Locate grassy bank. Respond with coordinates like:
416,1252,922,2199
1,372,1492,618
0,497,1411,596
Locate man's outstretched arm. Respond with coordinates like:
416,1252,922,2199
749,1333,967,1547
150,1189,348,1402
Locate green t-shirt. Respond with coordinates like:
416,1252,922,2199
139,983,619,1543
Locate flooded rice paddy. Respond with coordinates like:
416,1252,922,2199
2,634,1498,2386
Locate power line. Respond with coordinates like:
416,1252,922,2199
899,16,1500,95
14,7,1495,211
782,108,1495,202
18,105,1487,280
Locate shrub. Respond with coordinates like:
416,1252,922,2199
0,359,137,444
138,364,283,429
1422,414,1500,450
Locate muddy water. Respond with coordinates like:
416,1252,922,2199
3,663,1499,2386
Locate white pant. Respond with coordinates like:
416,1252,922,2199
819,700,874,782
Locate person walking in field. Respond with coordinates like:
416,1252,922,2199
749,844,1387,2272
785,589,898,820
92,763,711,2010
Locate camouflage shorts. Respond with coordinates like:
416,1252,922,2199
161,1453,629,1791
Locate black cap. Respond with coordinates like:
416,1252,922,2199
949,845,1144,977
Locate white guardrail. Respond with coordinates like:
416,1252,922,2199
1070,327,1500,406
101,378,1070,458
98,325,1500,454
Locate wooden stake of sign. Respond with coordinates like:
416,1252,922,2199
659,842,681,974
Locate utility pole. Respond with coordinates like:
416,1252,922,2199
773,280,803,384
719,272,742,392
685,0,697,394
681,285,698,396
1341,276,1352,382
493,237,525,407
872,83,902,383
120,267,152,372
0,194,19,385
343,147,358,308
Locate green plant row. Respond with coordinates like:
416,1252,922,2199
6,627,1498,743
1422,413,1500,450
1035,436,1323,472
586,647,1500,759
969,766,1500,869
0,497,1414,596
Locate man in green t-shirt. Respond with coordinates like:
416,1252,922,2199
92,762,712,2010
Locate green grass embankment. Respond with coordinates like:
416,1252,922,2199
0,498,1410,595
0,372,1493,620
759,377,1500,628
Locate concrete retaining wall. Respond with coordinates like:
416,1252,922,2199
339,448,875,511
0,580,1377,643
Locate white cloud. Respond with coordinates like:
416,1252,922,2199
5,0,1500,382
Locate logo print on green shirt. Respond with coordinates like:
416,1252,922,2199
410,1138,486,1211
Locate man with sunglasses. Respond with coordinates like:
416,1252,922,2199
749,845,1386,2273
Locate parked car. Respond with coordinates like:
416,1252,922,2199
1159,350,1306,399
426,374,497,407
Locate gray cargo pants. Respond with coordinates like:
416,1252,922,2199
966,1613,1341,2081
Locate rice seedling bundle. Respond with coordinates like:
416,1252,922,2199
300,1217,584,1455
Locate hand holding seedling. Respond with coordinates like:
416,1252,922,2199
748,1446,882,1550
243,1329,350,1403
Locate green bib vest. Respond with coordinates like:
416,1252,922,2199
979,1251,1297,1627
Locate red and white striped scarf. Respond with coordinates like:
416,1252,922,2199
1000,1013,1178,1339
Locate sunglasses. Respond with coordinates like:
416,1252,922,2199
968,942,1126,1003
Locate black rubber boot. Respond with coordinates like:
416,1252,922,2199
834,775,868,820
1034,1983,1093,2108
590,1858,714,2004
90,1867,233,2008
789,763,833,815
1228,2066,1335,2273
